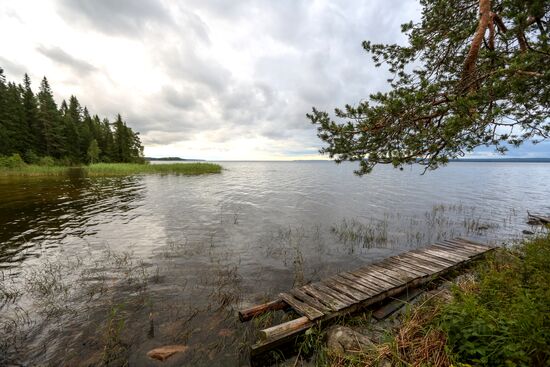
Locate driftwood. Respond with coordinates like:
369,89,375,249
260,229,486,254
527,211,550,225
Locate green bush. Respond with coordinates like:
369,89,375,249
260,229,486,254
0,154,27,168
439,235,550,366
38,156,55,167
24,150,40,164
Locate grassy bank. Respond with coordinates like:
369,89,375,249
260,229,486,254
296,234,550,366
0,162,222,177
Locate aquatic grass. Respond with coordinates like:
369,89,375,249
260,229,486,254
331,217,390,251
87,162,222,176
0,162,222,177
0,165,71,177
101,304,129,366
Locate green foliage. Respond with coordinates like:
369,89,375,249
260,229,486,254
87,139,100,164
37,156,55,167
308,0,550,174
438,235,550,366
0,154,26,168
0,71,144,165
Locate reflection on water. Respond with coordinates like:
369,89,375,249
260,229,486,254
1,162,549,365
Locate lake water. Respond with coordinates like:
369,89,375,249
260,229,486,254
1,161,549,366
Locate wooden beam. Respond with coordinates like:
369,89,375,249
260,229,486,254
259,316,311,340
238,299,287,322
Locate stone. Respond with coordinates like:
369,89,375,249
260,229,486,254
326,325,375,356
523,229,535,235
147,345,189,361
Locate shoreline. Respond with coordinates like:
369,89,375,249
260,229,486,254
0,162,223,177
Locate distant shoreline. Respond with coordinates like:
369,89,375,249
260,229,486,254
144,158,550,163
146,157,205,162
450,158,550,163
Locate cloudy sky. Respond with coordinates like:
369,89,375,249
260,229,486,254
1,0,547,160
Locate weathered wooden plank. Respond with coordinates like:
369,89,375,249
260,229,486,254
375,262,419,281
333,274,378,296
423,247,468,263
279,293,324,320
382,258,430,277
414,248,460,264
428,244,472,259
353,267,402,287
301,284,345,311
406,251,456,268
392,253,445,273
446,239,490,252
432,243,477,257
456,237,492,249
349,269,398,289
432,242,478,256
379,258,427,277
324,277,369,301
311,283,355,307
369,264,414,283
289,288,331,313
260,316,311,340
238,299,287,321
339,272,388,293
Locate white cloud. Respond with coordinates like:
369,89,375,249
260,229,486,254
0,0,422,159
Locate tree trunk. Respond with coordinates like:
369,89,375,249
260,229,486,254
461,0,492,92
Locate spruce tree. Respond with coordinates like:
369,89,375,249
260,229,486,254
0,71,145,164
37,77,64,158
22,74,40,162
0,68,8,156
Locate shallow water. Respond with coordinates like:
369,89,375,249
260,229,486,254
1,161,549,365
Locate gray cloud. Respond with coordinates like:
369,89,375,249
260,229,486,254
2,0,428,158
0,57,27,79
37,46,97,75
57,0,172,35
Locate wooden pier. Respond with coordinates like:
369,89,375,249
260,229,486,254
239,237,495,355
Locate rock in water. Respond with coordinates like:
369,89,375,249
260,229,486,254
326,325,375,355
147,345,188,361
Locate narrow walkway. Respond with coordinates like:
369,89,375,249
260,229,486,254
239,237,495,355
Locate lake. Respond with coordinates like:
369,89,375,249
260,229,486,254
1,161,548,366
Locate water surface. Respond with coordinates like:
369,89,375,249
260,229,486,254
1,161,548,365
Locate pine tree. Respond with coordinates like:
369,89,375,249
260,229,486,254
308,0,550,174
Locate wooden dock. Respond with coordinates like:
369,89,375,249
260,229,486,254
239,237,495,355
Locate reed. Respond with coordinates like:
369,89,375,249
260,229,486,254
0,162,222,177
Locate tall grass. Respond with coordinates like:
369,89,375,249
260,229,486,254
0,162,222,177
